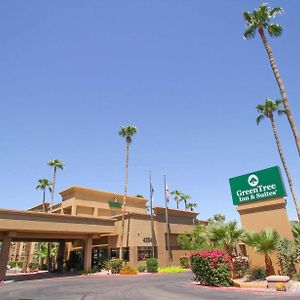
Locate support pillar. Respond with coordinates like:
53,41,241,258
237,197,293,270
57,240,66,270
0,236,12,281
83,236,93,272
129,246,137,267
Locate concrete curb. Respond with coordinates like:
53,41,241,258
191,283,300,296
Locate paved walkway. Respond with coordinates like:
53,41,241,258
0,272,299,300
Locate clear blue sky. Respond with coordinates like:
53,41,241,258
1,0,300,222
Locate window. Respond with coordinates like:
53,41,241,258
110,247,129,261
138,246,157,261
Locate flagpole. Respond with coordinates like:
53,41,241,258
164,175,171,266
149,171,155,258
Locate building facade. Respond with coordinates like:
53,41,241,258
6,186,203,270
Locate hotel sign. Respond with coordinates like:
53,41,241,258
229,166,287,205
108,197,122,208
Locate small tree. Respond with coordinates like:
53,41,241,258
243,228,279,276
177,225,208,250
277,239,300,277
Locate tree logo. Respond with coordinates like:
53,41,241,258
248,174,259,187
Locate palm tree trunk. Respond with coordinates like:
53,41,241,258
50,167,57,213
258,25,300,157
120,141,129,260
270,115,300,221
42,189,46,213
184,200,187,210
265,254,275,276
48,167,56,271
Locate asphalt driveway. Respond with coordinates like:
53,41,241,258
0,272,299,300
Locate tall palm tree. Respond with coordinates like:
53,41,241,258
36,178,52,212
243,3,300,157
118,125,138,260
186,202,197,212
243,228,279,275
181,193,191,210
48,159,64,213
256,99,300,221
171,190,183,209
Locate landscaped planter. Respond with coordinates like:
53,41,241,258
266,275,290,289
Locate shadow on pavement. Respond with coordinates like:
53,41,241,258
5,271,79,282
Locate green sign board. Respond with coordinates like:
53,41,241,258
108,197,122,208
229,166,287,205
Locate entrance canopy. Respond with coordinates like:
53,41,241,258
0,209,115,242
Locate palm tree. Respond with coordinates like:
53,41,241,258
256,99,300,221
186,202,197,212
118,125,138,260
181,193,191,210
206,221,244,257
243,229,279,275
171,190,183,209
48,159,64,213
36,178,52,212
243,3,300,157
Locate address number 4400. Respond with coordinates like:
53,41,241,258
143,237,152,243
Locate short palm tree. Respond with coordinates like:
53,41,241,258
291,221,300,241
206,221,244,257
181,193,191,210
186,202,197,212
171,190,183,209
36,178,52,212
243,3,300,157
243,229,279,275
118,125,138,260
256,99,300,221
48,159,64,213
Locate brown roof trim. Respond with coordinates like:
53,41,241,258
153,206,199,217
27,202,50,211
60,186,148,203
0,208,116,223
113,212,151,220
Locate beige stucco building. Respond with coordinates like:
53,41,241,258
0,186,202,280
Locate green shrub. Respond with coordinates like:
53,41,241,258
91,265,100,273
179,256,190,269
292,273,300,281
120,265,137,275
17,262,23,268
109,259,123,274
146,258,158,273
28,262,38,271
277,239,300,277
247,267,266,281
137,263,146,273
190,249,233,287
8,261,17,268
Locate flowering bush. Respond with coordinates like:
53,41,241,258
190,249,233,287
232,256,249,278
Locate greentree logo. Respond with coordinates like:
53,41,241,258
108,197,122,208
248,174,259,187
